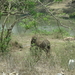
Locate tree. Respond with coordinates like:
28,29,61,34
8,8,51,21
0,0,68,53
0,0,37,53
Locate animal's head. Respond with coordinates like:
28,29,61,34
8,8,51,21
31,36,37,44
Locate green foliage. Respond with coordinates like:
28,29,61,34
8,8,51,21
49,28,69,39
34,13,51,25
32,29,51,35
1,0,36,15
69,12,75,18
30,46,42,62
52,28,69,36
25,1,36,9
0,30,11,53
19,18,37,30
54,0,63,2
7,0,13,1
60,42,75,68
51,40,75,69
29,9,37,15
25,1,36,15
40,0,44,2
34,13,44,18
42,15,51,24
58,13,66,16
0,12,3,18
0,37,11,53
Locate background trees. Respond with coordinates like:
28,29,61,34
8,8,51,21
0,0,75,53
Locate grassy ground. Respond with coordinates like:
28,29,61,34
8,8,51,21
0,0,75,75
0,34,75,75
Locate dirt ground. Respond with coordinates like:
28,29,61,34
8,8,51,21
49,0,72,9
0,34,75,75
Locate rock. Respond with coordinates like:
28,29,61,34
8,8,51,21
68,59,75,70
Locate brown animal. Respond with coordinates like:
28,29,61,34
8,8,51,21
30,35,50,56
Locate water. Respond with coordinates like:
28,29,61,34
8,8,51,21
0,15,75,36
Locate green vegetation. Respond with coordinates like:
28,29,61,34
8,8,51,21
3,34,75,75
51,28,69,38
69,12,75,18
0,0,75,74
0,0,75,53
19,18,37,30
54,0,63,2
32,29,51,35
60,41,75,68
50,40,75,69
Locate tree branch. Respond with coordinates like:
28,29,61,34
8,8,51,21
37,0,70,29
5,15,29,39
0,14,10,43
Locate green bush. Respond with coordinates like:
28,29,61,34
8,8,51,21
54,0,63,2
32,29,51,35
69,12,75,18
51,28,69,38
0,37,11,53
30,46,42,62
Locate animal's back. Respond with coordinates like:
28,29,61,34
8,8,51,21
40,39,50,49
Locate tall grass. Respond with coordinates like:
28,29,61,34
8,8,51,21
0,35,75,75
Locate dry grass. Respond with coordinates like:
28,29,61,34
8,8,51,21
0,34,75,75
